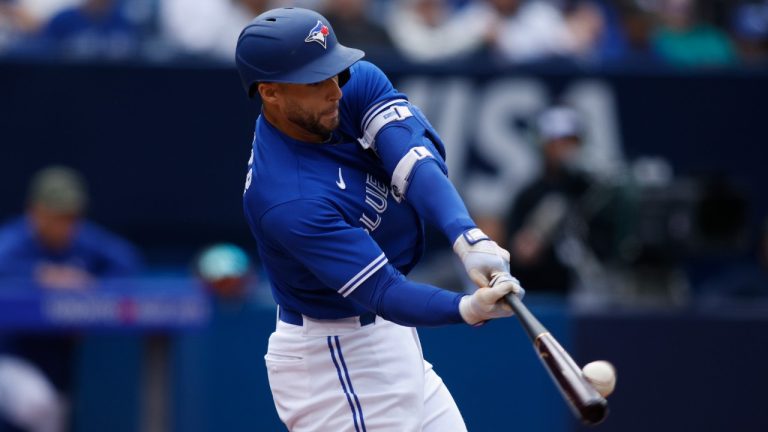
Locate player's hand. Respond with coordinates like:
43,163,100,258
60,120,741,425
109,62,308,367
459,272,525,326
453,228,511,288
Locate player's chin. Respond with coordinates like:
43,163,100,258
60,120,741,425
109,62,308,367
321,114,340,133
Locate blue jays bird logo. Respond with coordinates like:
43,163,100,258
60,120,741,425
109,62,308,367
305,20,330,49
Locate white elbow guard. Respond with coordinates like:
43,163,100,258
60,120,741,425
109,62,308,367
358,99,413,150
391,146,434,202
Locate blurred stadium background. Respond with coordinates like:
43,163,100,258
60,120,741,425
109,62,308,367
1,0,767,431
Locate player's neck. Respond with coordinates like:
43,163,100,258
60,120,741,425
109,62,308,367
262,107,326,143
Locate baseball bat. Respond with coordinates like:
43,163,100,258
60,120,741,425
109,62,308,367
504,291,608,425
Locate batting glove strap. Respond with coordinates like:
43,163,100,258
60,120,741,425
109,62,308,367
453,228,511,287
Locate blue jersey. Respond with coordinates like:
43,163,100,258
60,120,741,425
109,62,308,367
244,61,472,322
0,216,142,279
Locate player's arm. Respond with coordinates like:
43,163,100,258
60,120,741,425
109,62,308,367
362,106,510,287
258,199,519,326
351,261,522,327
346,62,510,287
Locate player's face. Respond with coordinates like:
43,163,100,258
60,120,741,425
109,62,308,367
273,76,342,142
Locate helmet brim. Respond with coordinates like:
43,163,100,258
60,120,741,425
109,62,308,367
269,43,365,85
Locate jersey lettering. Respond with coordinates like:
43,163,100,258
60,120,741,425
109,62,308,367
359,174,389,234
359,213,381,233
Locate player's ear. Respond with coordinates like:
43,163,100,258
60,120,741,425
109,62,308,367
257,82,278,104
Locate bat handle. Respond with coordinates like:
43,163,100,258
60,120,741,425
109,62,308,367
504,292,547,341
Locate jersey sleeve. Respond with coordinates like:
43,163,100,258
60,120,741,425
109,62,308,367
344,62,476,243
259,199,467,326
259,199,389,298
342,61,405,131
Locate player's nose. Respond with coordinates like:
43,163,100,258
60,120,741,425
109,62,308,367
326,76,342,102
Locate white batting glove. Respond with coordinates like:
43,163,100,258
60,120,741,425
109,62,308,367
453,228,511,288
459,272,525,326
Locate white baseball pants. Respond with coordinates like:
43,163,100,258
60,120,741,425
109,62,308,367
265,314,467,432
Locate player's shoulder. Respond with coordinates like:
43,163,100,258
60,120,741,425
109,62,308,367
344,60,392,96
339,60,402,133
349,60,387,78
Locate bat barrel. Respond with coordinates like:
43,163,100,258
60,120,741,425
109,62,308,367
505,292,609,426
536,332,609,426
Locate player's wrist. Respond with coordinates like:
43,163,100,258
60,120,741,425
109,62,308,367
452,228,491,254
458,294,486,326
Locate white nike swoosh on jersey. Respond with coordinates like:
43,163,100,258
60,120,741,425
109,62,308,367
336,168,346,190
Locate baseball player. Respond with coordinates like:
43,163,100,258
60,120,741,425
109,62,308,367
236,8,524,431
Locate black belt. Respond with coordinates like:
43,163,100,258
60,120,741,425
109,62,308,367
278,307,376,327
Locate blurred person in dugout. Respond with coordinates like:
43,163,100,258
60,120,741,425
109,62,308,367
194,242,272,307
504,106,618,295
0,166,142,432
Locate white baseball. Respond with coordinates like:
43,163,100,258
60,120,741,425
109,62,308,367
582,360,616,397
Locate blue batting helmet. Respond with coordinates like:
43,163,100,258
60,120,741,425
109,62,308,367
235,8,365,98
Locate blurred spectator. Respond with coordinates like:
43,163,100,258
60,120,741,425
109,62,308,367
321,0,393,50
194,242,274,313
730,0,768,65
650,0,738,67
609,0,658,63
484,0,604,64
0,0,79,51
387,0,496,63
0,1,40,52
0,166,142,432
17,0,79,23
35,0,141,59
195,243,253,301
159,0,271,62
505,106,617,294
